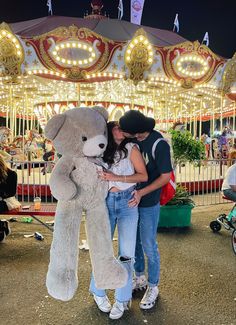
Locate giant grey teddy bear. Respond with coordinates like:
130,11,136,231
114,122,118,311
45,106,127,301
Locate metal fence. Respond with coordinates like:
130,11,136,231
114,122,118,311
175,159,232,206
12,161,55,204
11,159,233,206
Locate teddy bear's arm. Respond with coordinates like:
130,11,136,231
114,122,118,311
49,156,77,201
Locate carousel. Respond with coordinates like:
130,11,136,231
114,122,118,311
0,0,235,199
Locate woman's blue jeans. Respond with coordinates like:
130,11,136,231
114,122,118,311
134,203,160,287
89,186,139,302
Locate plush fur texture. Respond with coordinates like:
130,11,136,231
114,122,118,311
45,106,128,301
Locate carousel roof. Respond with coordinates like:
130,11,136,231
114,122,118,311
0,13,235,130
10,16,187,47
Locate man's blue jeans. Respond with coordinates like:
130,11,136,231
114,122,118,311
90,186,139,302
134,203,160,287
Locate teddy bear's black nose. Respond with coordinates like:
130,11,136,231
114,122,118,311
99,143,105,149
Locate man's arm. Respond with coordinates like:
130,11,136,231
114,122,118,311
128,172,171,207
129,140,172,207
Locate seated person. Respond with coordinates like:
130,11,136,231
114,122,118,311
0,155,20,242
0,219,11,243
0,154,20,213
227,143,236,167
222,162,236,202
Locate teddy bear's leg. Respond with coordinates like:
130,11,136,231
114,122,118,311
86,203,128,289
46,200,83,301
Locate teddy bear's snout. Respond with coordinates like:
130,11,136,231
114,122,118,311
99,143,105,149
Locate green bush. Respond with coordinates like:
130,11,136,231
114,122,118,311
169,130,205,165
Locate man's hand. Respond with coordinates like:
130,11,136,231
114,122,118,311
128,190,142,207
230,185,236,192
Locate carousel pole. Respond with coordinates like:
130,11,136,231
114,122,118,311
152,89,155,119
165,102,168,130
6,105,9,128
77,83,81,107
32,113,35,129
199,99,202,139
233,101,236,132
26,92,29,132
212,100,215,136
131,81,134,110
22,94,25,158
45,98,48,127
175,106,177,123
14,103,17,137
220,94,223,131
193,111,196,138
190,108,192,134
164,85,168,130
9,85,14,142
18,112,21,135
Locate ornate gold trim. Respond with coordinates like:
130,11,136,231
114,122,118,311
163,40,224,86
25,25,113,81
0,22,24,81
222,52,236,95
124,28,153,85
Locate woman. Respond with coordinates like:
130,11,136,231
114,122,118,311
89,121,148,320
0,155,19,242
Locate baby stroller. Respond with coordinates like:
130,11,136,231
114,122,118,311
210,196,236,255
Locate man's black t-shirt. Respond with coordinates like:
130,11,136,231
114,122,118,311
136,130,172,207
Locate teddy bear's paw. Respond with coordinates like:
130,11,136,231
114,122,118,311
50,183,77,201
46,269,78,301
95,259,128,290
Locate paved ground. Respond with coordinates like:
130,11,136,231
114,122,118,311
0,203,235,325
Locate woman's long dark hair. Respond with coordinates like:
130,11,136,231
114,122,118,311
103,121,132,168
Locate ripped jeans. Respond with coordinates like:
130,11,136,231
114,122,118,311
89,186,138,302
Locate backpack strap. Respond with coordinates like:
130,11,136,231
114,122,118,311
152,138,167,160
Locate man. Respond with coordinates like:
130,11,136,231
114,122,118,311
119,110,172,310
222,162,236,202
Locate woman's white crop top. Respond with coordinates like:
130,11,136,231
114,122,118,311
108,142,137,191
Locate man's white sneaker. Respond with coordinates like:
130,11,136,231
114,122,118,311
93,294,112,313
139,286,159,310
132,275,147,291
109,300,130,320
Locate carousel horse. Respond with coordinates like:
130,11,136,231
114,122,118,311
0,127,26,161
0,127,12,160
41,139,55,175
24,129,43,160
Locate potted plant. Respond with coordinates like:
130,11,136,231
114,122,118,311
159,184,195,228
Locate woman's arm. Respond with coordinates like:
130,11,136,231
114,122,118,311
100,146,148,183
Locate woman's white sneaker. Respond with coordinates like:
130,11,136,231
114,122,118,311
132,275,147,291
109,301,130,320
139,286,159,310
93,294,112,313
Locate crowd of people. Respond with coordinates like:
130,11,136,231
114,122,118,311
200,126,236,162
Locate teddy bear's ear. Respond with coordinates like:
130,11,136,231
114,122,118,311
91,106,108,121
44,114,66,140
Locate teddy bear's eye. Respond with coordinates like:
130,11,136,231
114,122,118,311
82,136,87,142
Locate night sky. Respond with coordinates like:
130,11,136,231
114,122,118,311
1,0,236,58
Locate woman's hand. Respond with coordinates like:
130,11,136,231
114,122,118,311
97,169,117,181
